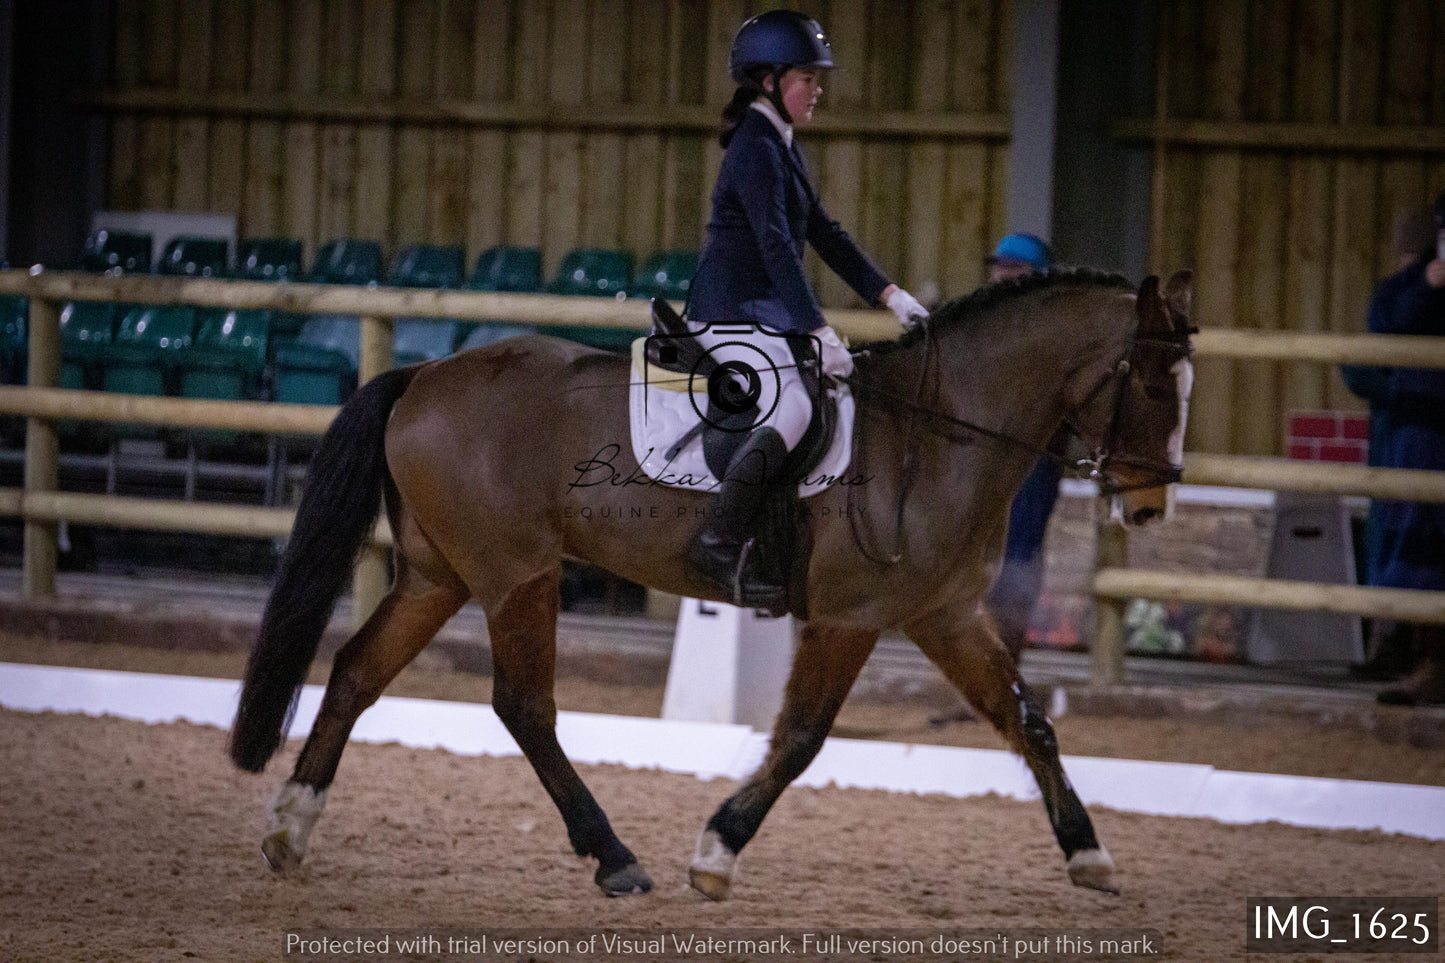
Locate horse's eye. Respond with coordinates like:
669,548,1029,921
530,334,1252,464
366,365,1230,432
1144,385,1169,402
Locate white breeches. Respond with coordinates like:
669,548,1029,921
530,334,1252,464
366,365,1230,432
690,323,813,450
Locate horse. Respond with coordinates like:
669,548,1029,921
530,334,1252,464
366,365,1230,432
229,267,1195,900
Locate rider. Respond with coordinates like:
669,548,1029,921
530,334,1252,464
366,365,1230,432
685,9,929,607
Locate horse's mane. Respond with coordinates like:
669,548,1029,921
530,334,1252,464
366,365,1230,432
860,267,1132,353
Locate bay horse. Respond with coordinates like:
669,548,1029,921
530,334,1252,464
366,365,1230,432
229,268,1194,900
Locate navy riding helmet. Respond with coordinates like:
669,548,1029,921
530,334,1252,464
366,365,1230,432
728,9,834,84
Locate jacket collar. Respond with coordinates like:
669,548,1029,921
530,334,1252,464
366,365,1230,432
749,99,793,147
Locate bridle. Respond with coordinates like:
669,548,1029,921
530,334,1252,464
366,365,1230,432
1068,328,1194,496
844,315,1194,565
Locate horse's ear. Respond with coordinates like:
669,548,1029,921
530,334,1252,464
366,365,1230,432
1135,275,1166,331
1162,270,1193,329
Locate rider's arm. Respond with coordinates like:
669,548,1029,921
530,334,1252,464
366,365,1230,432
805,197,891,307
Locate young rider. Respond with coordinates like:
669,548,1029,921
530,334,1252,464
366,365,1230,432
686,9,929,607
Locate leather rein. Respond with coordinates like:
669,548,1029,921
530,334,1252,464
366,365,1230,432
843,317,1194,567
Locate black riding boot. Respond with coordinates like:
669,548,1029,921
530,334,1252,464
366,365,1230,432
688,427,790,608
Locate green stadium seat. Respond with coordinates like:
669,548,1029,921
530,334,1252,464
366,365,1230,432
459,247,540,350
235,238,303,281
310,240,383,285
545,248,636,353
182,309,269,396
631,250,699,301
389,244,464,289
60,300,117,383
388,245,464,363
272,317,358,406
178,309,271,450
81,230,152,274
158,236,228,277
0,295,27,385
0,292,26,445
101,305,194,394
469,246,542,292
99,305,196,440
394,320,457,365
547,248,634,297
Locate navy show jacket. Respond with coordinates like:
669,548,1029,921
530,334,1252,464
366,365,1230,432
688,108,891,334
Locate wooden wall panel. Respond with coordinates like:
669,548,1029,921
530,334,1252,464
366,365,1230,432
394,0,434,249
465,0,511,259
138,0,179,212
101,0,1012,324
208,2,250,222
244,0,285,237
282,0,322,258
352,0,396,249
172,0,213,214
108,0,144,212
429,0,476,249
317,0,358,244
1150,0,1443,455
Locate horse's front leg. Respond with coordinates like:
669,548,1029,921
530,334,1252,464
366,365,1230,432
903,606,1117,893
690,623,879,900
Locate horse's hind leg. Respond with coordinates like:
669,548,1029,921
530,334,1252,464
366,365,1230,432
904,609,1117,894
690,624,879,900
261,560,468,873
485,566,652,897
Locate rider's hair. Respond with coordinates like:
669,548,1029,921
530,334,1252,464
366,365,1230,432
719,66,774,148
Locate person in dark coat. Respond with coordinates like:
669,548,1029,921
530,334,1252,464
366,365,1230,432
685,10,929,608
980,234,1063,661
1343,209,1436,680
1369,194,1445,706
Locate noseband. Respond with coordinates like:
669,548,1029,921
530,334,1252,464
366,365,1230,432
1073,329,1194,497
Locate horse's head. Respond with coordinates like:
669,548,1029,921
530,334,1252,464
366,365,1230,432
1079,270,1195,526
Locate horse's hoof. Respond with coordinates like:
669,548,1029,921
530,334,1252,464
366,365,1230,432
1066,846,1119,894
261,830,303,875
688,866,732,901
688,829,737,901
596,861,653,897
260,782,327,876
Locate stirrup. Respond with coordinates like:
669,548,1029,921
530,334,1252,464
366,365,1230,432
727,539,786,610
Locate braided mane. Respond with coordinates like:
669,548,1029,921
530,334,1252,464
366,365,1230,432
860,267,1132,353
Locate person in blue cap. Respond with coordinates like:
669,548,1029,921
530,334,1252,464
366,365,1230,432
986,232,1053,283
983,233,1060,661
684,9,929,608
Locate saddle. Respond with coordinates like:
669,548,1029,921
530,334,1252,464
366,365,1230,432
641,299,842,484
632,299,856,618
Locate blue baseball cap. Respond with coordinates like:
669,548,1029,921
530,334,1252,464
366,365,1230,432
987,233,1052,270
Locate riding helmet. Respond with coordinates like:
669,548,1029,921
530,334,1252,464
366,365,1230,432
728,10,834,84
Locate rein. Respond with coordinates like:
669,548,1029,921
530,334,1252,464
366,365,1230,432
844,319,1192,566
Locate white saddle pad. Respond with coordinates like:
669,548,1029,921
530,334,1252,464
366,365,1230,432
628,339,855,497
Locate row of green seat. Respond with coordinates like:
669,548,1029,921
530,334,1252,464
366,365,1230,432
79,231,699,302
2,236,700,420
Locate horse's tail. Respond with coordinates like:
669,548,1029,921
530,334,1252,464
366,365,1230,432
229,366,417,772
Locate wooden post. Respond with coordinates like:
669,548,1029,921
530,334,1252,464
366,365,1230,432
352,313,393,627
1091,505,1128,686
23,298,61,597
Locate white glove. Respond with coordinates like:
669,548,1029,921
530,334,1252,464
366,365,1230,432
885,286,929,330
812,325,854,378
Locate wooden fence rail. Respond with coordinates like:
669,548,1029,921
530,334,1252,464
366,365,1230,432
0,270,1441,683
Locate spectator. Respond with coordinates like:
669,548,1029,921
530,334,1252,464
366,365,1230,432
1344,209,1436,681
982,233,1062,661
1369,194,1445,707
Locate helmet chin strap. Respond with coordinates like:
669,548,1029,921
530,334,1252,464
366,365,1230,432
767,65,793,124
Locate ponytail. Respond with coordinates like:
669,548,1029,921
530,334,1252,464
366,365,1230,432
719,66,778,148
719,84,760,148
